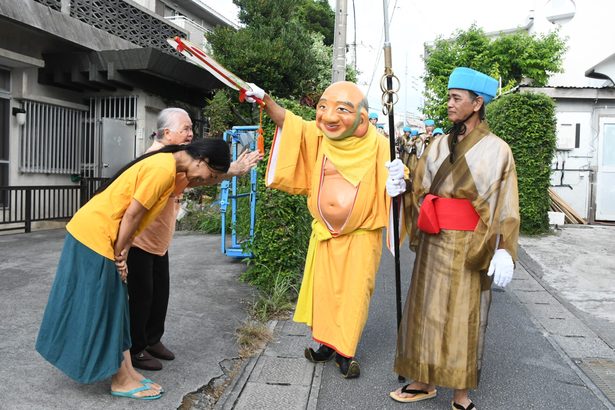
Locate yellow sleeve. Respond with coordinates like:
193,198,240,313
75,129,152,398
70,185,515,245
265,110,320,195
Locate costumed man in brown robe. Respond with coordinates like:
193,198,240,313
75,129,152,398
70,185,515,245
244,81,400,379
386,67,520,410
401,128,420,178
397,126,411,159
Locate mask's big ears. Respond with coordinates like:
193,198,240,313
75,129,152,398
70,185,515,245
356,109,369,137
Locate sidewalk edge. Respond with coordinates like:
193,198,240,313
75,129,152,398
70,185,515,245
213,320,278,410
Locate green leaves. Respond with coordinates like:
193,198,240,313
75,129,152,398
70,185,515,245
241,99,315,294
422,25,566,126
209,0,335,100
488,92,557,234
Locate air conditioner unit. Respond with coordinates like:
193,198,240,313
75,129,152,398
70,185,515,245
556,123,575,150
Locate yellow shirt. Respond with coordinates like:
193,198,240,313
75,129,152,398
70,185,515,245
67,153,176,260
132,141,190,255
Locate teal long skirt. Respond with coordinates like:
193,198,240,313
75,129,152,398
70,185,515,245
36,233,131,383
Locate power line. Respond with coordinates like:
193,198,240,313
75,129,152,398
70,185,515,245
366,0,399,97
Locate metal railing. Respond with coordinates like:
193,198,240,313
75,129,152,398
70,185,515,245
0,177,107,233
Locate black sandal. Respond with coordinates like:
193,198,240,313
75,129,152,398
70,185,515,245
451,400,476,410
389,384,437,403
304,344,335,363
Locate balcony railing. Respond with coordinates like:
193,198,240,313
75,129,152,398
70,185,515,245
33,0,185,54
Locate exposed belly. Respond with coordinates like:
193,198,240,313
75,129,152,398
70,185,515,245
319,159,358,234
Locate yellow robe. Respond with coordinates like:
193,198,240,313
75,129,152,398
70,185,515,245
395,122,520,389
265,110,393,357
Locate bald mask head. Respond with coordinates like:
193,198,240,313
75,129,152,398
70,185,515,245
316,81,369,140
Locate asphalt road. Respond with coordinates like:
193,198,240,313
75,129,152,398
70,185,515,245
315,238,611,409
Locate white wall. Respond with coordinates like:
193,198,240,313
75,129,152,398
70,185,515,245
550,108,593,218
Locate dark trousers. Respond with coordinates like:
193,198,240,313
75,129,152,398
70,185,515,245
127,246,170,355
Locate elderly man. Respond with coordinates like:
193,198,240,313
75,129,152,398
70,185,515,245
128,108,261,371
387,67,519,409
245,81,397,378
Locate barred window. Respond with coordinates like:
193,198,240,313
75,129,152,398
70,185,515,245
19,100,83,174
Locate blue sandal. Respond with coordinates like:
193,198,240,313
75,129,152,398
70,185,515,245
111,384,162,400
141,378,165,394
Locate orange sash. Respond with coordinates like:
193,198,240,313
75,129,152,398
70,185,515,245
417,194,479,234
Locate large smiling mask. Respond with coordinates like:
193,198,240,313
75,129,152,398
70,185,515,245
315,81,369,141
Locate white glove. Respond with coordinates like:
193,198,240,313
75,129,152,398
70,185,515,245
244,82,265,103
385,159,405,180
386,177,406,197
487,249,514,287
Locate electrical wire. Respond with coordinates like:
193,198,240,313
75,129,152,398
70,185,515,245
366,0,399,96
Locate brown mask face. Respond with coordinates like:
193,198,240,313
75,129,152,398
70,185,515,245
316,81,369,140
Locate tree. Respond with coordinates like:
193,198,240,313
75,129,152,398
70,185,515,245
422,25,566,125
295,0,336,46
207,0,337,102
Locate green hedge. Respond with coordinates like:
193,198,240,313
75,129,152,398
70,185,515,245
241,99,314,294
487,92,556,235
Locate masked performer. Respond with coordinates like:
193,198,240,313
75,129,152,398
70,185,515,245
245,81,403,379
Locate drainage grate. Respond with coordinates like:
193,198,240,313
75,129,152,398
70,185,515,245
577,357,615,405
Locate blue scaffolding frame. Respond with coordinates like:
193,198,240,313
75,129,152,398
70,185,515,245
219,125,259,258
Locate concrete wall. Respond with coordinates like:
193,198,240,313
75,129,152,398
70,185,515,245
548,99,615,221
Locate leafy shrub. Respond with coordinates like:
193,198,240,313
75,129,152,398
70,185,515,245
487,92,557,235
241,99,314,294
176,185,223,233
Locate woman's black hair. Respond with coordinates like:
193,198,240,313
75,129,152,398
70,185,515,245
94,138,231,195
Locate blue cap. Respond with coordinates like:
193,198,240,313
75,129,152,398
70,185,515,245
433,127,444,135
448,67,498,104
403,126,411,132
369,112,379,120
424,119,435,126
410,129,419,136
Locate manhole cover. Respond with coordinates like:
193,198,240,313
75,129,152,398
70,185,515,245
577,357,615,405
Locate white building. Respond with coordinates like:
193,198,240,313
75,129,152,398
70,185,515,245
513,0,615,223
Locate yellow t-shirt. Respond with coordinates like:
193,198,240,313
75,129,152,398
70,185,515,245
67,153,176,260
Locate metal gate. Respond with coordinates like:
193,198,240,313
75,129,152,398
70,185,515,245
101,118,135,177
82,96,138,178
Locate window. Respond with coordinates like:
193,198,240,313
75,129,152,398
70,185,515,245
19,100,83,174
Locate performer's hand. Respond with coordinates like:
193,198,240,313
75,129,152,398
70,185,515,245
385,159,405,180
245,83,265,103
386,177,406,197
487,249,514,287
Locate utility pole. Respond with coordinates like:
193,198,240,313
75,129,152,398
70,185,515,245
331,0,347,82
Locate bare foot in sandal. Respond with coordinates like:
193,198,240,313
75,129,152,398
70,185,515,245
124,351,164,392
111,367,160,399
389,381,437,403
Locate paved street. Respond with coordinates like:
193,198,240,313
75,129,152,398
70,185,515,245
219,225,615,410
0,230,254,410
1,225,614,409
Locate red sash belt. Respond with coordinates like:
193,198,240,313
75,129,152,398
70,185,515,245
417,194,479,234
